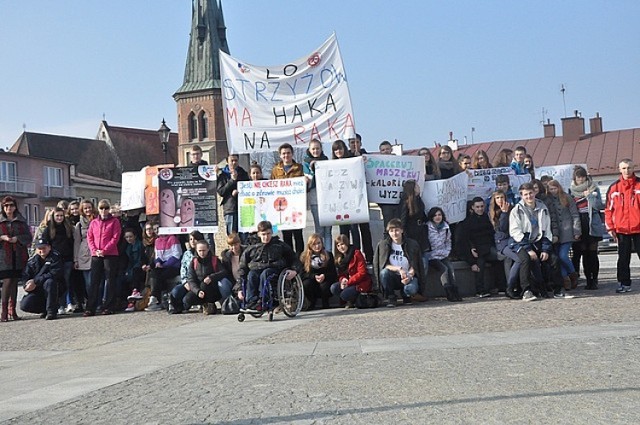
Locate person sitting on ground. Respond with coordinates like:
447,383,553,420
235,220,301,313
489,190,521,299
509,183,573,301
495,174,517,205
330,234,372,308
219,233,244,301
425,207,461,302
169,240,225,315
373,218,423,307
145,233,182,311
20,237,63,320
300,233,338,310
462,197,499,298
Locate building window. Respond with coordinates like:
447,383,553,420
44,166,63,187
199,111,208,140
33,205,39,225
0,161,16,182
189,112,198,141
23,203,30,225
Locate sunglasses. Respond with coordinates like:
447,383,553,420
98,206,110,210
2,204,16,208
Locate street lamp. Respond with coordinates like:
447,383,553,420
158,118,171,164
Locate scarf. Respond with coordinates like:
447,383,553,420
438,160,454,171
569,178,596,198
336,246,355,275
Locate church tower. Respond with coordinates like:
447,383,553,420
173,0,229,166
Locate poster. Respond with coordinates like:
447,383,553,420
536,163,587,191
237,177,307,232
145,164,173,215
315,157,369,226
157,166,218,235
422,172,469,223
364,154,425,204
120,170,145,211
220,33,356,153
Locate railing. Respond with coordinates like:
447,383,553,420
0,178,37,195
43,185,76,199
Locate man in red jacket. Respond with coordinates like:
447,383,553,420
605,159,640,293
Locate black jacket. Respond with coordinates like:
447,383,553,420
238,237,301,280
186,253,227,296
217,166,250,215
462,213,496,264
23,250,63,288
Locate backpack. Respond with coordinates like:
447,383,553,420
221,295,240,315
355,292,380,309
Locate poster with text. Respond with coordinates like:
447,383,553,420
422,172,469,223
315,157,369,226
145,164,174,216
536,163,587,191
364,154,425,204
237,177,307,232
220,33,356,153
121,170,146,211
467,167,514,200
157,166,218,235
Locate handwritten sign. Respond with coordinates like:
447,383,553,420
237,177,307,232
536,163,586,191
364,154,425,204
422,172,469,223
121,170,146,211
315,157,369,226
220,33,356,153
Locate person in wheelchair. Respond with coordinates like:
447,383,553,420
235,220,301,313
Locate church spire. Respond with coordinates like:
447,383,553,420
174,0,230,95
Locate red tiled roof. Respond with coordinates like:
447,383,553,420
103,123,178,172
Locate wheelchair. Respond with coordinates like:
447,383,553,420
237,269,304,322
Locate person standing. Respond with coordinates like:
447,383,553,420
189,145,208,166
303,139,332,252
270,143,305,254
0,196,32,322
217,154,249,237
605,159,640,293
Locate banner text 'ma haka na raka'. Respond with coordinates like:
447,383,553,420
219,33,355,153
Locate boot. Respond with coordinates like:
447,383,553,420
444,285,456,302
451,285,463,301
8,298,20,321
563,276,571,291
1,284,8,322
569,272,579,290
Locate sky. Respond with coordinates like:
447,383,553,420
1,1,639,152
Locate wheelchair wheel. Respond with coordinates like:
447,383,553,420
237,313,245,322
278,271,304,318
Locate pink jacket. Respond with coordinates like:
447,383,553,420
87,215,121,257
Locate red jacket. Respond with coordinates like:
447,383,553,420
87,215,121,257
605,174,640,235
338,249,372,293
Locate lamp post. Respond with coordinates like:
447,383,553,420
158,118,171,164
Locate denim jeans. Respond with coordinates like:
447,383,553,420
59,260,73,307
379,268,418,299
500,246,521,290
555,242,576,277
246,268,279,303
330,282,358,302
218,277,234,300
428,258,456,287
224,213,238,236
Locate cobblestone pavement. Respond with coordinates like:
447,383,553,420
1,252,639,424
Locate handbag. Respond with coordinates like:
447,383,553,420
221,295,240,315
355,292,379,309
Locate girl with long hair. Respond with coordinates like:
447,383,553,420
493,148,513,167
417,147,441,181
488,190,521,299
300,233,337,309
471,149,491,169
330,234,372,308
437,145,460,179
425,207,461,301
569,166,604,289
42,207,75,314
546,180,581,289
399,179,429,265
304,139,332,252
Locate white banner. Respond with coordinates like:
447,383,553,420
121,170,146,211
220,33,355,153
364,154,425,204
315,157,369,226
467,167,514,200
237,177,307,233
536,163,586,191
422,172,469,224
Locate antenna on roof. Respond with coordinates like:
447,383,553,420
540,107,548,125
22,123,26,131
560,84,567,118
102,113,106,121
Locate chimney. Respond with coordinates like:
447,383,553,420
589,112,603,134
543,119,556,138
561,110,585,141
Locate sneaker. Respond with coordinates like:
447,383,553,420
386,297,397,308
402,297,413,305
411,293,428,302
476,292,491,298
73,304,84,313
125,302,136,312
522,290,537,302
344,301,354,309
57,307,67,316
145,296,162,311
65,303,76,313
617,284,633,293
506,288,520,300
554,291,575,299
45,313,57,320
240,301,259,313
624,285,632,292
40,312,47,319
127,289,143,301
